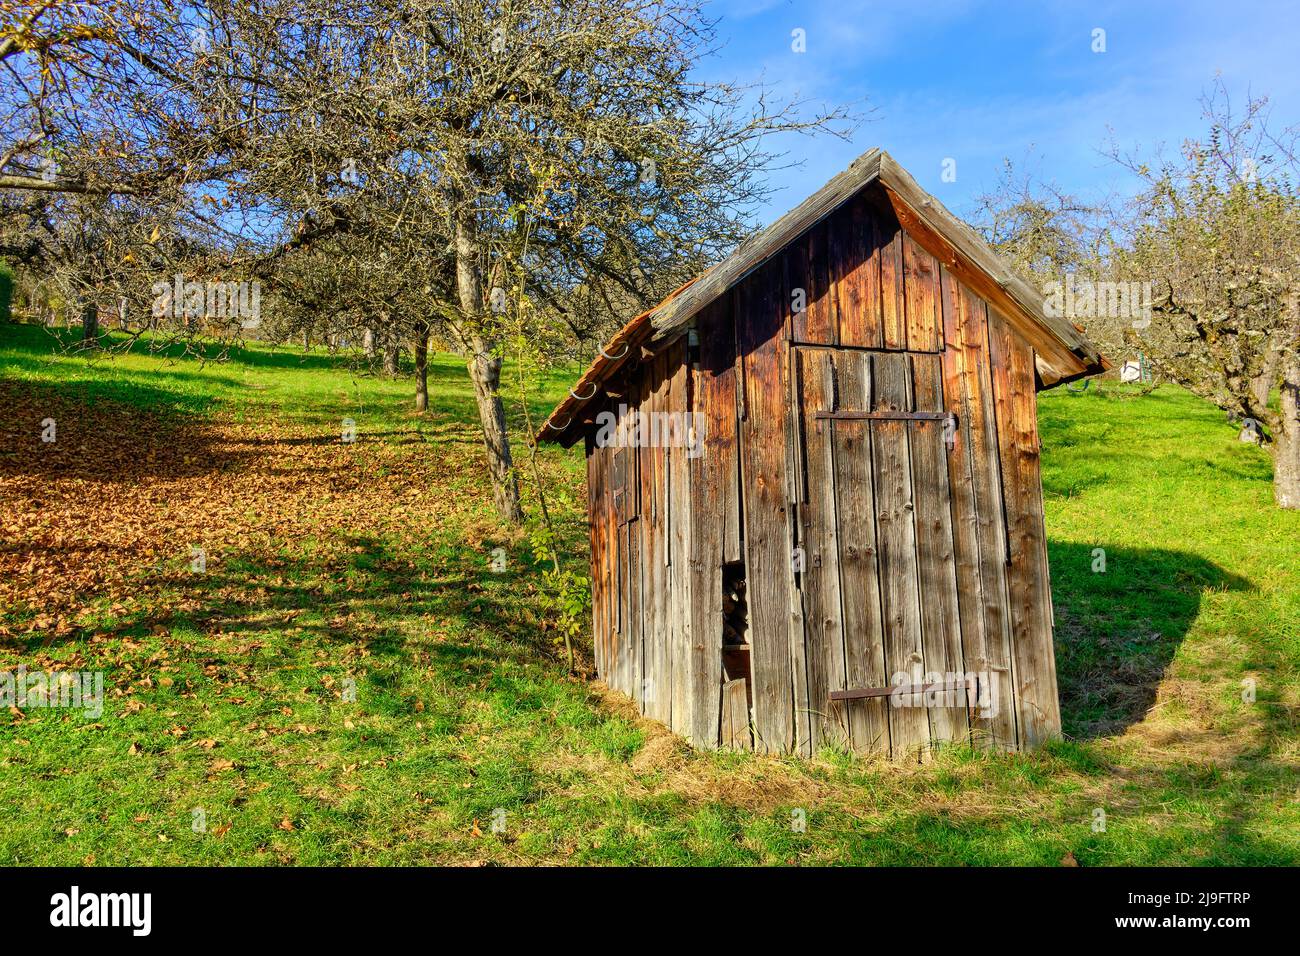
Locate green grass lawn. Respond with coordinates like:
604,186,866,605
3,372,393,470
1,322,1297,865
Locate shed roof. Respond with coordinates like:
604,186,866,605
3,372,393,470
538,148,1107,446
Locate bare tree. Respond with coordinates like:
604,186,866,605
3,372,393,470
1107,80,1300,507
4,0,856,525
974,85,1300,509
973,157,1105,279
227,0,854,522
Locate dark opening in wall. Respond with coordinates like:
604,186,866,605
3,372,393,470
720,561,753,748
721,561,750,686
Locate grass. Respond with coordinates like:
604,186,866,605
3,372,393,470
1,322,1297,865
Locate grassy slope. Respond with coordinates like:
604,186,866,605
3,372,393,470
0,323,1296,865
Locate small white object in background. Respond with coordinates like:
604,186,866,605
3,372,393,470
1119,361,1142,383
1239,417,1262,444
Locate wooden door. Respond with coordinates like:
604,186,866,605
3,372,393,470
793,345,972,759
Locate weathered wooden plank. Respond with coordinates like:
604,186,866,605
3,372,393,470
633,371,651,708
627,517,642,707
879,213,908,350
686,296,739,747
831,676,975,701
939,270,991,744
658,351,673,725
667,343,693,737
642,353,669,721
657,352,675,727
781,291,812,756
736,259,795,754
949,275,1019,748
788,231,810,342
987,310,1062,746
598,437,616,684
615,397,635,696
869,351,929,759
688,308,725,748
908,352,969,750
696,293,742,564
603,441,617,683
792,223,836,345
721,679,753,750
598,441,611,681
626,374,646,706
612,445,627,525
615,521,627,694
660,351,670,723
812,220,838,346
611,426,627,692
585,437,604,681
903,232,942,352
612,407,625,694
794,348,849,749
836,195,884,349
831,350,890,755
817,410,950,422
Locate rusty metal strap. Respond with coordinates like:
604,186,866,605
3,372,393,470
816,409,959,449
830,677,975,703
816,410,948,422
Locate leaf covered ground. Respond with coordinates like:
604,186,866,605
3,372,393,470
1,324,1297,865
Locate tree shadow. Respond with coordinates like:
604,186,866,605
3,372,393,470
4,324,351,374
3,321,572,443
0,373,461,484
0,378,235,483
227,428,458,448
1048,540,1253,740
0,345,245,409
13,531,564,679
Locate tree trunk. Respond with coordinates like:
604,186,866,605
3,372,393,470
1251,369,1274,410
1274,356,1300,509
363,327,376,359
413,334,429,412
80,300,99,346
466,334,524,523
117,296,129,330
456,216,523,524
383,340,400,376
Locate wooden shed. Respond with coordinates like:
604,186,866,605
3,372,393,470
538,149,1106,758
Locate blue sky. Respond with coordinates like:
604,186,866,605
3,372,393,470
702,0,1300,225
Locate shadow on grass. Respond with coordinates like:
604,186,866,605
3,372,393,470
0,363,468,485
4,323,350,374
21,531,566,682
228,428,462,448
0,378,234,483
3,322,485,384
0,344,242,411
1048,540,1252,740
2,322,565,436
